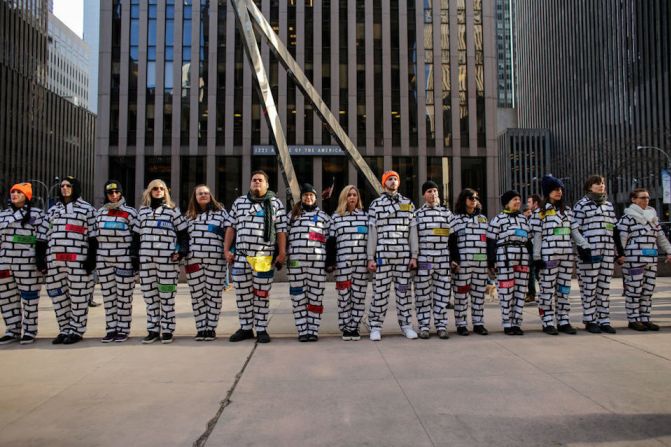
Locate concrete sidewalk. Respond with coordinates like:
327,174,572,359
1,278,671,446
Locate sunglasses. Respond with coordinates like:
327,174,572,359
467,196,479,201
152,186,166,191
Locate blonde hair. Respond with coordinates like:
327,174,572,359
142,179,176,208
335,185,363,216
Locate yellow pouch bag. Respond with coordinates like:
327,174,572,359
246,255,274,272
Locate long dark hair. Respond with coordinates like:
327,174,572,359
186,184,223,219
454,188,479,215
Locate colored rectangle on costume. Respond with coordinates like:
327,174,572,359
498,279,515,288
399,204,412,212
288,260,301,268
336,280,351,290
513,228,528,238
557,285,571,295
418,262,432,270
155,220,173,229
604,223,614,231
456,285,471,293
20,290,40,300
47,288,63,297
55,253,78,262
246,255,273,272
207,224,225,236
546,259,560,269
185,263,201,274
307,304,324,314
641,249,658,256
289,286,304,295
0,270,11,278
254,289,269,298
12,235,36,245
471,253,487,261
158,283,176,293
107,209,129,219
356,226,368,234
256,270,274,279
553,227,570,236
432,228,450,236
513,265,529,273
65,224,86,234
102,222,128,230
115,268,135,277
308,232,327,243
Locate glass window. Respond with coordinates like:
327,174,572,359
426,156,452,207
183,20,192,46
144,156,172,191
148,20,157,46
251,156,278,192
357,156,384,208
166,20,174,45
461,157,487,214
147,62,156,88
321,157,348,215
216,156,243,209
109,157,136,207
179,156,206,211
393,156,418,204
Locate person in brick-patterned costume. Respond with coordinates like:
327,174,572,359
530,175,590,336
451,188,490,336
95,180,138,343
0,183,44,345
367,170,418,341
185,184,228,342
134,179,189,344
287,184,331,342
573,175,620,334
224,171,287,344
37,176,98,345
616,188,671,331
326,185,368,341
412,180,459,339
487,190,532,335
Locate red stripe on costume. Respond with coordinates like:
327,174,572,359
480,234,487,241
0,270,11,279
55,253,78,262
65,224,86,234
513,265,529,273
307,304,324,314
456,285,471,293
308,232,327,243
254,289,269,299
335,280,351,290
107,209,129,219
185,263,201,273
498,279,515,289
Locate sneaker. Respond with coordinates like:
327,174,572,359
446,302,454,309
229,328,255,342
256,331,271,343
504,327,515,335
401,326,418,339
298,334,310,342
418,330,430,339
524,294,536,303
628,321,648,332
456,326,470,336
88,300,101,307
437,329,449,339
20,335,35,345
350,330,361,341
0,334,20,345
585,322,602,334
307,334,318,342
101,332,116,343
161,333,174,344
643,322,660,331
473,325,489,335
341,331,353,341
114,333,129,342
52,333,68,345
194,331,205,341
599,324,617,334
512,326,524,335
63,334,82,345
204,330,216,341
558,324,577,335
543,325,559,335
142,332,160,344
369,329,381,341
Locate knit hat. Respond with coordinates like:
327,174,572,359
58,176,81,202
381,170,400,187
300,183,317,196
104,179,123,195
541,175,565,197
422,180,439,195
500,190,521,208
10,182,32,202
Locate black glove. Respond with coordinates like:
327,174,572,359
533,259,546,270
35,240,48,273
325,236,337,270
130,256,140,273
176,229,190,261
577,246,592,263
83,237,98,274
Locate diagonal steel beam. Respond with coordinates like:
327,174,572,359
231,0,301,202
232,0,383,198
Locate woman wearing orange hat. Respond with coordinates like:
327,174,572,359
0,183,45,344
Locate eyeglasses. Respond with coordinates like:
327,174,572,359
636,196,650,200
196,191,211,196
151,186,165,191
60,184,72,189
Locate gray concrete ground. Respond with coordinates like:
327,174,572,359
1,277,671,447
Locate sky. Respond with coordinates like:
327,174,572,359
52,0,84,38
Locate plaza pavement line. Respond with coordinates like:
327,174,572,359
193,342,259,447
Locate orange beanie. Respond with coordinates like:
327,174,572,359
381,170,400,187
10,182,32,202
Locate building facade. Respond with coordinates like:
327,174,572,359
516,0,671,214
497,128,549,200
0,0,96,208
48,12,90,108
83,1,101,113
97,0,501,214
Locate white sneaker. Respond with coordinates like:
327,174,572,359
402,326,418,339
369,329,381,341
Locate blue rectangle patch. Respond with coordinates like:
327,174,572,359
256,270,274,279
641,249,658,256
155,220,173,229
557,285,571,295
289,286,304,295
103,222,128,230
356,226,368,234
513,228,528,238
20,290,40,300
47,288,63,298
116,268,135,277
208,224,225,236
